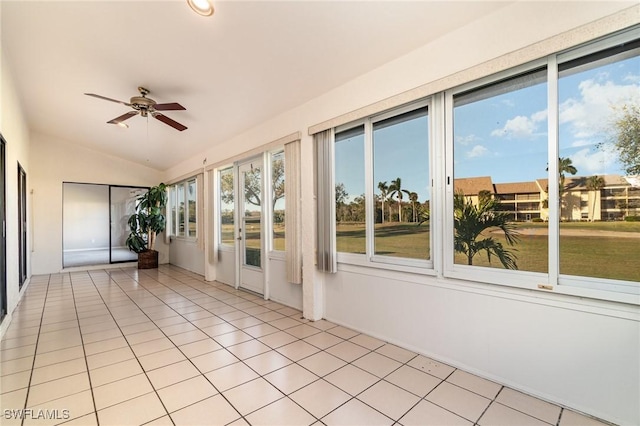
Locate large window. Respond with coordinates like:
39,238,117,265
557,38,640,285
271,150,285,251
447,31,639,298
169,177,198,240
335,125,366,254
453,69,548,273
334,103,431,265
219,167,235,246
373,107,430,261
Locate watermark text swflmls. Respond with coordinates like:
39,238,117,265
3,409,70,420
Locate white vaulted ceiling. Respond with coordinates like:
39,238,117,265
1,1,512,170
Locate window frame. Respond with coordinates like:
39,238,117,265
443,29,640,304
334,99,435,271
217,166,235,250
269,148,286,255
169,177,198,242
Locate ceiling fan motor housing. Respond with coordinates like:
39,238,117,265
130,87,156,117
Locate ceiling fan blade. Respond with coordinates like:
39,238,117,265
107,111,138,124
85,93,131,107
153,113,187,131
153,102,186,111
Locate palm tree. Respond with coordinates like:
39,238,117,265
388,177,410,222
547,157,578,197
454,191,519,269
547,157,578,220
586,175,605,222
377,181,389,223
409,192,419,222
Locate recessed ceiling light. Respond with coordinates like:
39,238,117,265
187,0,214,17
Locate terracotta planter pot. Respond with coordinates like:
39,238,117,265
138,250,159,269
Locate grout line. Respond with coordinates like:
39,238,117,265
19,274,52,426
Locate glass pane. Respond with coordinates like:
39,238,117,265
272,150,285,251
187,178,197,238
177,183,185,237
170,185,177,236
110,186,145,262
63,183,110,267
219,167,235,246
558,45,640,282
453,69,548,272
373,107,430,260
243,164,261,267
335,125,365,254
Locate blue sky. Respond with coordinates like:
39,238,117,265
334,52,639,204
455,54,640,184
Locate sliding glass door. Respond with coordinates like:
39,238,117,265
0,136,6,322
110,187,145,262
18,163,27,288
63,183,147,268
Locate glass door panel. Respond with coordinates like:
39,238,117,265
241,162,262,269
110,186,146,263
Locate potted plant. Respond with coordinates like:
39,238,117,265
126,183,167,269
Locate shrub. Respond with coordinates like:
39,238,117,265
624,215,640,222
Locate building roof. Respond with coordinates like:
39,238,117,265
494,181,540,194
454,177,494,195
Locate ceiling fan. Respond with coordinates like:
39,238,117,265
85,86,187,131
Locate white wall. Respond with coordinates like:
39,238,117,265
168,238,204,275
268,256,302,310
0,49,32,332
30,132,167,274
161,3,639,424
62,183,110,251
324,267,639,425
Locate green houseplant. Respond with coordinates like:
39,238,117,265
126,183,167,269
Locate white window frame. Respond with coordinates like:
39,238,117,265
217,166,235,250
169,177,198,242
268,148,286,256
443,28,640,304
334,100,435,272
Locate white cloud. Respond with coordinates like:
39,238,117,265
456,134,480,146
571,139,593,148
559,78,640,140
570,147,618,175
623,73,640,84
491,109,546,139
466,145,489,158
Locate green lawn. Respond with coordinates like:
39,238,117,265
225,220,639,282
336,221,639,282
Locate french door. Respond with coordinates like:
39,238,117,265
237,159,264,294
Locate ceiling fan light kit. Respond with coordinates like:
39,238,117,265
187,0,214,17
85,86,188,131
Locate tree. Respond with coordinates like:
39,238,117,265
335,183,349,222
409,192,419,223
335,183,348,205
453,191,519,269
586,175,605,222
220,161,285,211
608,103,640,176
377,181,389,223
547,157,578,219
220,171,234,205
271,157,285,211
389,177,410,222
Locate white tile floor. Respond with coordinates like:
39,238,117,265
0,265,611,426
